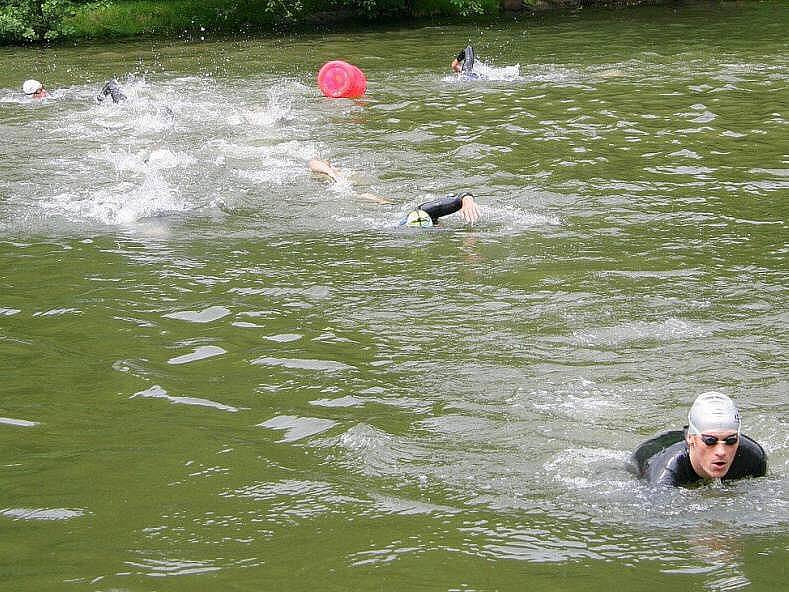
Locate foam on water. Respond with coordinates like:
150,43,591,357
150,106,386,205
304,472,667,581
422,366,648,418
442,61,521,83
1,75,323,230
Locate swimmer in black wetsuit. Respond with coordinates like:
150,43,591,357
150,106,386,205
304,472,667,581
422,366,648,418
307,159,481,225
96,79,127,104
400,192,480,227
627,391,767,487
451,45,475,76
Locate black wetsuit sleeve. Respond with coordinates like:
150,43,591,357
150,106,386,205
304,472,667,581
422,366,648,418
108,86,127,104
627,430,685,477
642,440,698,487
99,80,127,104
418,194,464,225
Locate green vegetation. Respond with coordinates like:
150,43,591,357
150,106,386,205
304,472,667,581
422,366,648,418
0,0,509,43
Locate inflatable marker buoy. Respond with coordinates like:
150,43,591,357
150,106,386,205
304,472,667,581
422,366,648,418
317,60,367,99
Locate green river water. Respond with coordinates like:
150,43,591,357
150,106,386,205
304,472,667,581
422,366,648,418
0,2,787,590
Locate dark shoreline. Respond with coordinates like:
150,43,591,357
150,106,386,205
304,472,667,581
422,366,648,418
0,0,694,47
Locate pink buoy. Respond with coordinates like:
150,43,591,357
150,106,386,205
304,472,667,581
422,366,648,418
317,60,367,99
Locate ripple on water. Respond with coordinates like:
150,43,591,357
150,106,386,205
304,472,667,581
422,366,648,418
124,557,221,577
333,423,429,478
366,493,460,517
131,385,239,412
250,356,355,372
261,333,303,343
167,345,227,365
309,395,365,408
223,479,361,522
572,317,709,348
257,415,338,442
0,417,39,427
163,306,230,323
32,308,82,317
1,507,87,520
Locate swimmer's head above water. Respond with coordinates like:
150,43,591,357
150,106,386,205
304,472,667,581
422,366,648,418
688,391,741,436
451,45,475,74
628,390,766,487
22,79,47,99
686,392,742,480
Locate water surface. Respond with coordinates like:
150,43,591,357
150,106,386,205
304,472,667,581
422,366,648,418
0,3,787,590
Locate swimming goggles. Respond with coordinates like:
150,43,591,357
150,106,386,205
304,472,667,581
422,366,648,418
700,434,739,446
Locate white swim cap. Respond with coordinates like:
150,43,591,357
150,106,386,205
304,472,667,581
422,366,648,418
23,79,43,95
688,391,741,435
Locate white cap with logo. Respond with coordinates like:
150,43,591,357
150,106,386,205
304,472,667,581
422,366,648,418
22,79,43,95
688,391,741,435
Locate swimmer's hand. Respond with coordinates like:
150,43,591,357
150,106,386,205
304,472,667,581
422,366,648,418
308,159,341,182
459,193,481,225
358,192,393,205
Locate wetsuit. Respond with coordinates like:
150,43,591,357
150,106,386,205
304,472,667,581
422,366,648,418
456,46,475,75
97,79,127,104
400,192,473,227
627,429,767,487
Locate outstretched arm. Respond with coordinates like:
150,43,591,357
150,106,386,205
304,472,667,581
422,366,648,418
418,192,480,226
308,159,392,203
458,193,480,225
308,159,341,182
358,192,393,205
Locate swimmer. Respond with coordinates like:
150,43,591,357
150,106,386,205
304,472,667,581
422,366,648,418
308,158,341,182
451,45,475,76
96,79,127,104
308,159,391,204
22,79,48,100
627,391,767,487
308,159,480,225
400,192,480,227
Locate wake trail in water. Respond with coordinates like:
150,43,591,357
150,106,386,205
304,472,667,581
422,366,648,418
1,75,320,231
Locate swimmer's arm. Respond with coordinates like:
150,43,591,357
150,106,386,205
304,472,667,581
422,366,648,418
419,193,480,226
309,159,391,204
308,159,341,182
459,194,480,225
358,192,393,205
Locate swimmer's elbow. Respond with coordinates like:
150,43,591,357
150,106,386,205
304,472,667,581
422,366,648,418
308,159,338,180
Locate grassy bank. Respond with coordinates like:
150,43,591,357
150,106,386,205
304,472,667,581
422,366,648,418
1,0,503,43
0,0,664,44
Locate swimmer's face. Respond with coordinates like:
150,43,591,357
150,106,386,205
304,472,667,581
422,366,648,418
32,87,47,99
687,430,740,480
